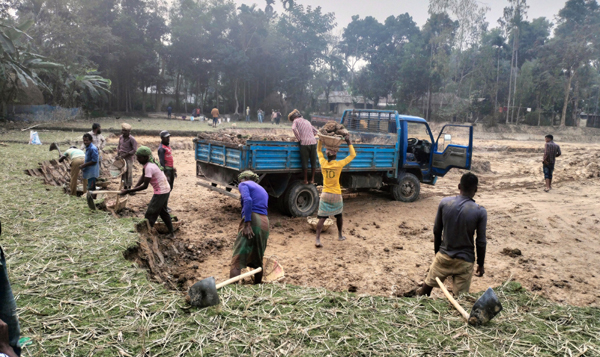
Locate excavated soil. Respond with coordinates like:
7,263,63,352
104,135,600,306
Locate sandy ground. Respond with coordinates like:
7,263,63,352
106,135,600,306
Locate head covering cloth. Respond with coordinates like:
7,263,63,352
121,123,132,131
326,148,338,157
136,146,163,171
238,170,259,182
288,109,301,122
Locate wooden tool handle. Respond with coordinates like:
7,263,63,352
435,277,470,321
216,268,262,289
90,190,147,195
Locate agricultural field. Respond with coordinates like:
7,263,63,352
1,121,599,355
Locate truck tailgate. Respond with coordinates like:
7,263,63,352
195,140,246,170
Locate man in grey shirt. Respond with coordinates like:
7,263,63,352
416,172,487,296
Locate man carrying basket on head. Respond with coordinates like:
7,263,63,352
314,135,356,248
289,109,318,184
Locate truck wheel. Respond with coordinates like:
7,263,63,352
392,173,420,202
284,181,319,217
274,195,290,216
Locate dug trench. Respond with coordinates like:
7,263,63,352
27,134,600,306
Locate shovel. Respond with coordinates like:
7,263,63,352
49,142,62,157
86,190,147,210
188,258,284,309
435,277,503,326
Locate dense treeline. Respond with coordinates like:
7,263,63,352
2,0,600,126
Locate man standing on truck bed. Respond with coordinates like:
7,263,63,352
542,134,561,192
415,172,487,297
314,136,356,248
289,109,318,184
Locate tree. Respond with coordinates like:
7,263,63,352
0,21,62,117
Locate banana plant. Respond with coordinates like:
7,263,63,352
0,21,62,117
63,71,112,109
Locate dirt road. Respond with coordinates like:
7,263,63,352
111,136,600,306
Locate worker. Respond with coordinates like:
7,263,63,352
289,109,318,184
80,133,99,193
211,107,220,128
230,171,269,284
58,146,85,196
542,134,561,192
116,123,138,190
167,105,172,119
81,123,105,174
158,130,176,212
246,106,251,122
0,221,21,357
120,146,175,238
314,136,356,248
416,172,487,297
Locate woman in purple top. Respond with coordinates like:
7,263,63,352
230,171,269,284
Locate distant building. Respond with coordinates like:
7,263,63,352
317,91,396,114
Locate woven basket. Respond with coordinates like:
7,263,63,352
307,217,335,232
317,133,344,150
109,157,127,178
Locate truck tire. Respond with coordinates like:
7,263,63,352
392,173,420,202
284,181,319,217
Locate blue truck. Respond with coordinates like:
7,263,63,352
194,109,473,217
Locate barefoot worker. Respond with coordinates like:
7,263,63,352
289,109,319,184
120,146,175,239
80,133,99,194
416,173,487,297
314,135,356,248
542,134,561,192
230,171,269,284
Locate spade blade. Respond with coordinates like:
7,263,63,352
86,192,97,210
189,277,220,309
468,287,503,326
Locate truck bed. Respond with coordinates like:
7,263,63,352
195,139,398,173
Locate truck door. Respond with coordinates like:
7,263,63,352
431,125,473,176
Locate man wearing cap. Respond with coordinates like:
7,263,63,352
289,109,318,184
120,146,175,238
314,136,355,248
117,123,138,190
59,146,85,196
158,130,176,195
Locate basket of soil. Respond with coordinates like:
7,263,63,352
318,121,349,150
154,216,182,234
307,217,335,232
109,157,127,178
106,196,128,212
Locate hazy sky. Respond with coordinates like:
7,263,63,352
234,0,568,33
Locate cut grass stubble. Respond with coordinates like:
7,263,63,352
0,143,599,356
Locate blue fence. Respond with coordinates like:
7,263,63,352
8,105,81,122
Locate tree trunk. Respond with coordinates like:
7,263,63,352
243,80,246,113
183,78,188,114
142,84,146,113
511,44,519,123
560,69,574,127
572,77,580,127
175,71,181,112
234,78,239,114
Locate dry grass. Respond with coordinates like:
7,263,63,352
1,143,599,356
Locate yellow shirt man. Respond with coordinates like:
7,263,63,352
317,140,356,194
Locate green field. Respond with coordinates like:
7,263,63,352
31,117,291,133
0,130,87,144
1,143,599,356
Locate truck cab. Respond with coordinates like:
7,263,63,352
339,109,473,202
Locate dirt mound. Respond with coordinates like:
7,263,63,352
470,160,492,173
196,131,296,146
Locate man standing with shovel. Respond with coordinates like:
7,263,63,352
117,123,138,190
416,172,487,297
